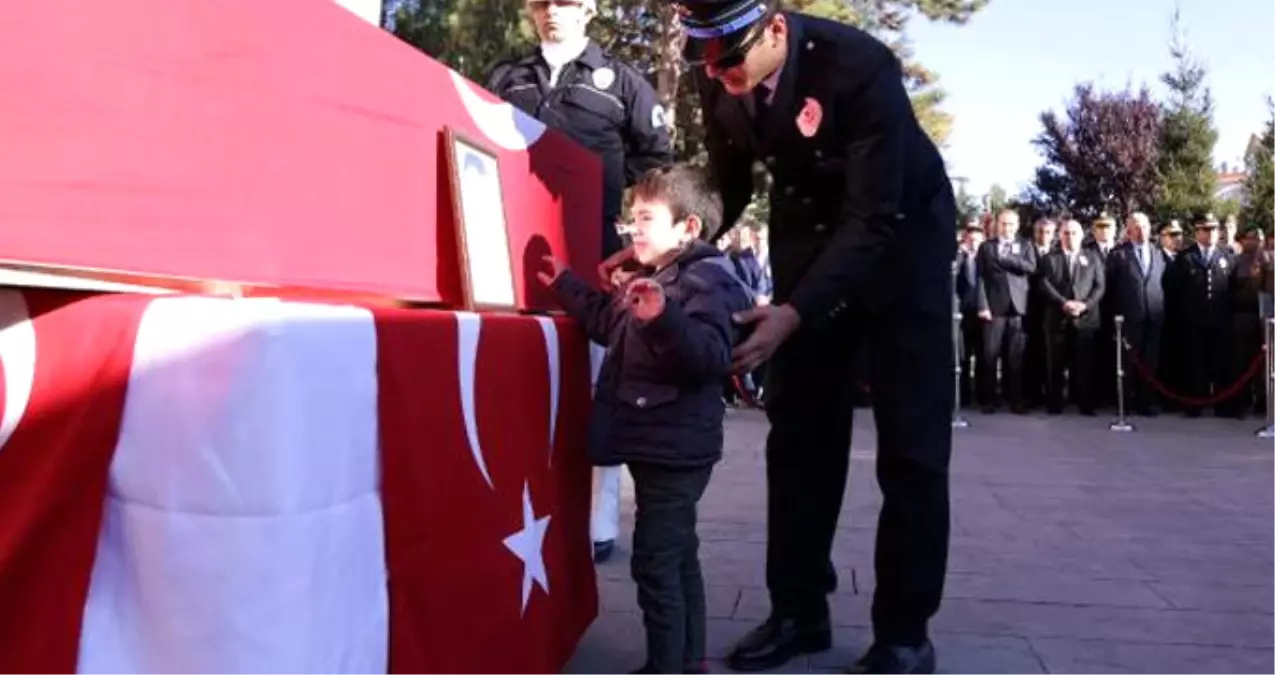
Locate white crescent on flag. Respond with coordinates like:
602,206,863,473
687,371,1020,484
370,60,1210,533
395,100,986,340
533,316,560,464
0,290,36,454
456,311,494,488
448,70,547,151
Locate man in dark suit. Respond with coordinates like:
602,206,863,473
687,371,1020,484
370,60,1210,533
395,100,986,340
1086,213,1119,406
623,2,956,672
1038,219,1106,413
1023,217,1058,409
1105,212,1168,415
954,220,985,407
975,209,1038,412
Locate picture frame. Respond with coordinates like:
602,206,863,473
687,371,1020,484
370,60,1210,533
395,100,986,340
443,126,518,311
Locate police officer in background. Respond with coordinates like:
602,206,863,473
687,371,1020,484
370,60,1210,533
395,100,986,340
625,1,956,671
485,0,674,257
485,0,674,565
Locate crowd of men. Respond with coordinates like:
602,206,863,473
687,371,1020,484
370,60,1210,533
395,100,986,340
955,209,1274,419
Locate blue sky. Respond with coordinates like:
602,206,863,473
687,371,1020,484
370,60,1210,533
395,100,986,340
907,0,1275,198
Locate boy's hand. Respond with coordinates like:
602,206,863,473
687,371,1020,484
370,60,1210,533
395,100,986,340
610,266,639,288
598,246,636,290
536,254,568,287
625,278,665,321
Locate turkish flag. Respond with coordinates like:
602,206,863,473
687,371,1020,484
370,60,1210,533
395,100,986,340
0,290,148,673
0,292,597,674
378,310,597,673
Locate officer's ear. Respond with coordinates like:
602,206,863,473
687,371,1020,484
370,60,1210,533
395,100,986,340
765,13,788,44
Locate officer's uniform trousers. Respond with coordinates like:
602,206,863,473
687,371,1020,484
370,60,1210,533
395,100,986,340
763,227,954,646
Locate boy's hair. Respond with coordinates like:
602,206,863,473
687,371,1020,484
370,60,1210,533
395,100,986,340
628,164,724,241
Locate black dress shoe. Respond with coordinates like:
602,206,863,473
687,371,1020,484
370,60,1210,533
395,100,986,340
726,615,831,672
593,540,615,563
846,640,936,674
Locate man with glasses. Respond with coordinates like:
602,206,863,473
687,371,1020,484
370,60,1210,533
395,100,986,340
649,1,955,672
486,0,673,566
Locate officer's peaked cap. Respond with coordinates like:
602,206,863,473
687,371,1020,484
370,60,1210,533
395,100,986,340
668,0,776,65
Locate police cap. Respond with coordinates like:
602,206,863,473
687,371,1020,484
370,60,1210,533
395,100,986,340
670,0,776,66
1193,211,1219,228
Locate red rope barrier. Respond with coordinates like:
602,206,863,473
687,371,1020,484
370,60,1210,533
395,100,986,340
1122,341,1265,407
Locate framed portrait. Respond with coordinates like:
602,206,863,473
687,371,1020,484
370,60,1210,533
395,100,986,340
443,127,518,311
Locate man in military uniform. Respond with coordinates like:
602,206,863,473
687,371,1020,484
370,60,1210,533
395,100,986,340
1164,213,1235,417
485,0,675,565
654,1,956,671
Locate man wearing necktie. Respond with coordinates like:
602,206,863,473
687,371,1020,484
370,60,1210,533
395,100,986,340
623,1,958,671
954,220,986,407
1164,213,1235,417
1023,217,1059,409
1105,212,1168,415
1038,219,1106,413
974,210,1038,413
1086,213,1119,407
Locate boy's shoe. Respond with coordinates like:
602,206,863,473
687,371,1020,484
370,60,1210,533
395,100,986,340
592,539,615,563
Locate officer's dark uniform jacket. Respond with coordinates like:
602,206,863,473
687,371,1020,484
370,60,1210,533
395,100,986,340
486,42,674,254
548,241,754,468
696,12,956,326
1166,242,1234,328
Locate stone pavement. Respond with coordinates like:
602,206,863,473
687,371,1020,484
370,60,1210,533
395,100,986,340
564,410,1274,674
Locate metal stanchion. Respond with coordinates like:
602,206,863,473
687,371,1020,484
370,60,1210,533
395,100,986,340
1109,314,1135,432
1257,318,1274,439
952,310,969,429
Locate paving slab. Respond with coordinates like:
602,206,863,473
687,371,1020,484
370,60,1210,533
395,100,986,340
563,410,1273,674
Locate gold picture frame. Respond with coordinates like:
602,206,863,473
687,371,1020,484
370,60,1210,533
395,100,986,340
443,127,518,311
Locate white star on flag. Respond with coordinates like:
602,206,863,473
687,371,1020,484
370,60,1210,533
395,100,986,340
503,481,552,615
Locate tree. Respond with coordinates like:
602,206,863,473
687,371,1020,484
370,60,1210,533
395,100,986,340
384,0,532,82
1154,6,1218,225
1241,106,1274,234
1031,83,1162,223
984,183,1007,213
953,179,980,223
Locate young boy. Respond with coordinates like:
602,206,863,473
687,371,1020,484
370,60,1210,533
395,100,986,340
539,165,754,674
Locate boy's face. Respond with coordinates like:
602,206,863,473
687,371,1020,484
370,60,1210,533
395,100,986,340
628,197,698,265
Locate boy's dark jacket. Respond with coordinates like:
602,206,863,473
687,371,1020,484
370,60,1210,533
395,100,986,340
549,241,754,468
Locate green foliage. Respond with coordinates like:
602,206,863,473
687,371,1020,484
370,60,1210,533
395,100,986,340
1154,7,1217,226
386,0,533,82
1241,106,1274,235
984,183,1007,213
954,180,980,223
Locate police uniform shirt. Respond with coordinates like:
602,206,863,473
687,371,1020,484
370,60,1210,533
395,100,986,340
485,42,673,236
694,11,954,323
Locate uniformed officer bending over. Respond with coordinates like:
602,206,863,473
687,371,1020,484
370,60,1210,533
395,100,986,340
485,0,675,565
604,1,957,672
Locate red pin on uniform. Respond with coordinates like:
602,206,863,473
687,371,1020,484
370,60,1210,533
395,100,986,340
796,97,823,137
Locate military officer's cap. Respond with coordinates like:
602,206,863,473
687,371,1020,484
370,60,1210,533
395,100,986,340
1193,212,1219,228
669,0,776,66
1093,212,1115,228
963,218,983,232
1161,220,1184,235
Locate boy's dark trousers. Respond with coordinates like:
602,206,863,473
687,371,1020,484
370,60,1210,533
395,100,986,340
629,462,714,674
